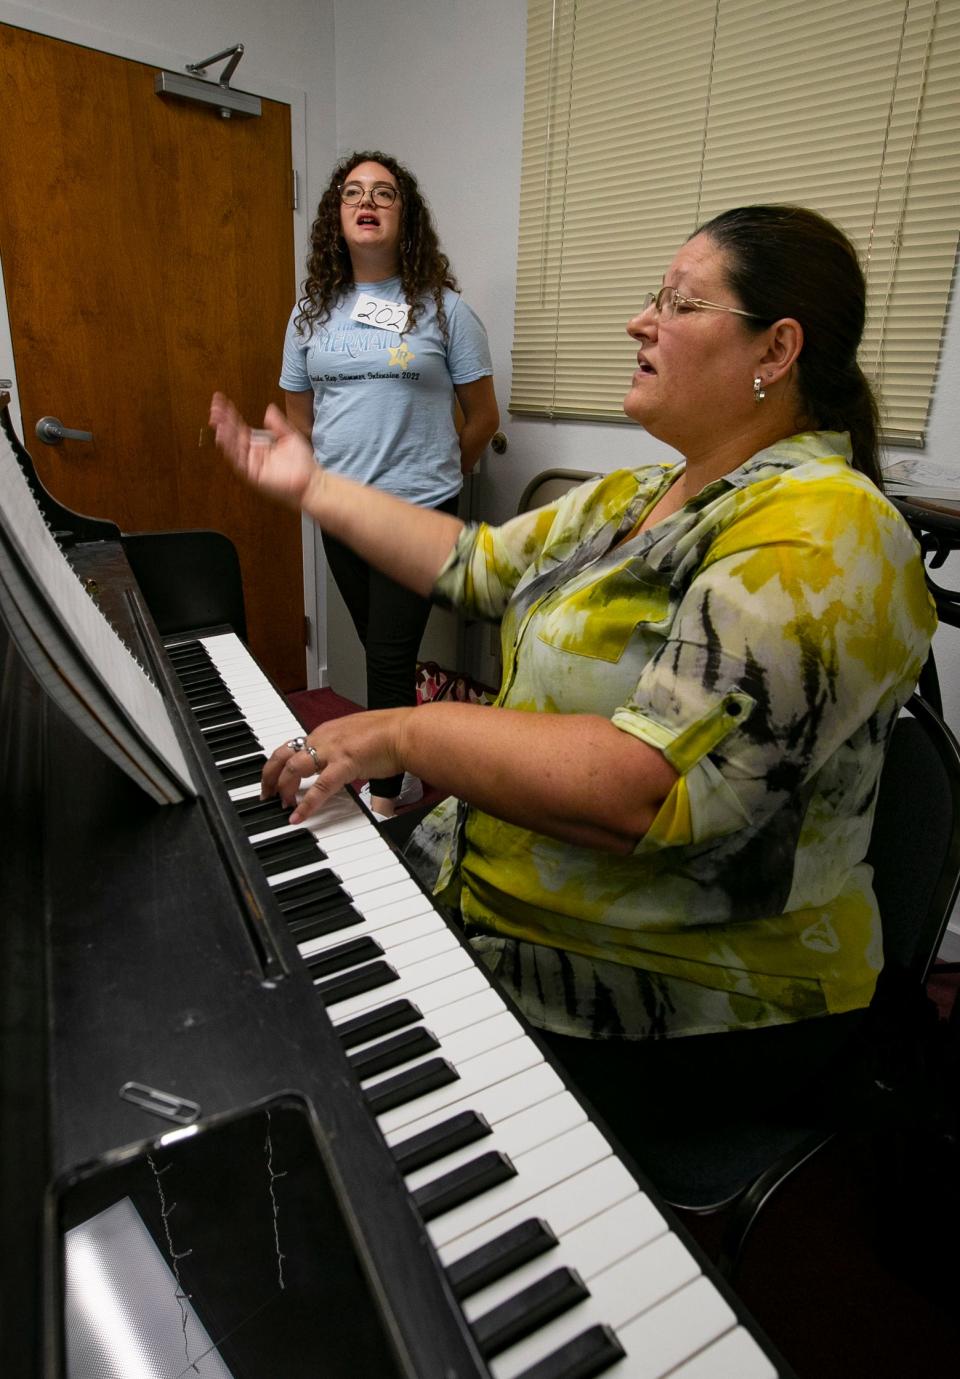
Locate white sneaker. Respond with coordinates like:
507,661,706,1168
359,773,424,821
395,772,424,808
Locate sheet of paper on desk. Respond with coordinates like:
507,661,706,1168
883,455,960,500
0,428,197,803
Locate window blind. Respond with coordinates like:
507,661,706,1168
511,0,960,445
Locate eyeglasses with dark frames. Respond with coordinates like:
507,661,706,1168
339,182,400,208
640,286,763,321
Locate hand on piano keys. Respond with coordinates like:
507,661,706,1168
261,707,412,824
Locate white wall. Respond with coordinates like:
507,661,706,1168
333,0,960,711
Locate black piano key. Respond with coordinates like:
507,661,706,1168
348,1025,440,1080
392,1109,493,1175
304,935,384,978
193,699,243,728
177,662,222,683
447,1218,559,1302
277,876,351,917
165,638,205,658
364,1057,459,1116
167,643,213,663
272,869,345,904
186,683,233,706
173,663,220,685
217,755,267,786
204,723,261,755
287,903,365,943
279,897,356,928
252,831,326,876
513,1325,626,1379
315,959,399,1007
235,797,296,835
179,671,228,695
471,1267,590,1360
187,690,237,715
413,1150,517,1226
336,998,423,1051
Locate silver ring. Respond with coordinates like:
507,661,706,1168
285,736,306,753
304,744,321,773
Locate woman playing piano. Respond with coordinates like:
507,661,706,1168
280,151,499,820
211,205,935,1144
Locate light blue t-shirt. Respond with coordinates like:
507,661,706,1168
279,279,493,506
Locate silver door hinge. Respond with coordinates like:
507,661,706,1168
292,168,300,211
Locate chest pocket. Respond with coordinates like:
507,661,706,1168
534,563,672,664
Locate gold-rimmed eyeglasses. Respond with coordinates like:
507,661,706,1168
339,182,400,208
640,286,763,321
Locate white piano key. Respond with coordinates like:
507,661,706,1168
361,1010,530,1097
461,1192,669,1321
419,1008,525,1064
383,1053,565,1152
489,1234,708,1379
403,1087,587,1196
300,910,441,962
319,832,395,864
266,851,404,891
376,1035,547,1140
603,1275,738,1379
435,1156,641,1270
363,1011,531,1091
664,1326,779,1379
306,801,381,842
421,986,506,1039
327,948,486,1023
350,996,519,1069
427,1121,615,1250
388,1060,567,1147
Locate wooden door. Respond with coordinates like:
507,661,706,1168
0,23,305,691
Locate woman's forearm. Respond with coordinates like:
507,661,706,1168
455,376,500,476
459,416,495,475
302,467,464,596
398,702,677,852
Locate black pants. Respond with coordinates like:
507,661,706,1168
537,1009,867,1153
322,493,460,799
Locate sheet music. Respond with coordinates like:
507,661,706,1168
0,427,196,803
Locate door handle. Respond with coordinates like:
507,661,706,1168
35,415,94,445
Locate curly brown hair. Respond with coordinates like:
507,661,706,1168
294,150,459,342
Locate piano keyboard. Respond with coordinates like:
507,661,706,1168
164,630,782,1379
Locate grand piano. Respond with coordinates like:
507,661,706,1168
0,392,791,1379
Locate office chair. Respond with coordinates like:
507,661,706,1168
630,693,960,1280
516,468,601,513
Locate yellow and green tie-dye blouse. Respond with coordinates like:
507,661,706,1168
411,432,936,1039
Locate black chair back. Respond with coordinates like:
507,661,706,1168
866,694,960,981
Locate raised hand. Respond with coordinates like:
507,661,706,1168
209,393,318,508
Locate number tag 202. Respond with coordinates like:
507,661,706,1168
350,293,410,335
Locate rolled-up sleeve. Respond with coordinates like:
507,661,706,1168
614,483,935,850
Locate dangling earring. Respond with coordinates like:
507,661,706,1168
753,376,766,404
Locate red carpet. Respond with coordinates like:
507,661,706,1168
288,685,365,731
929,960,960,1020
